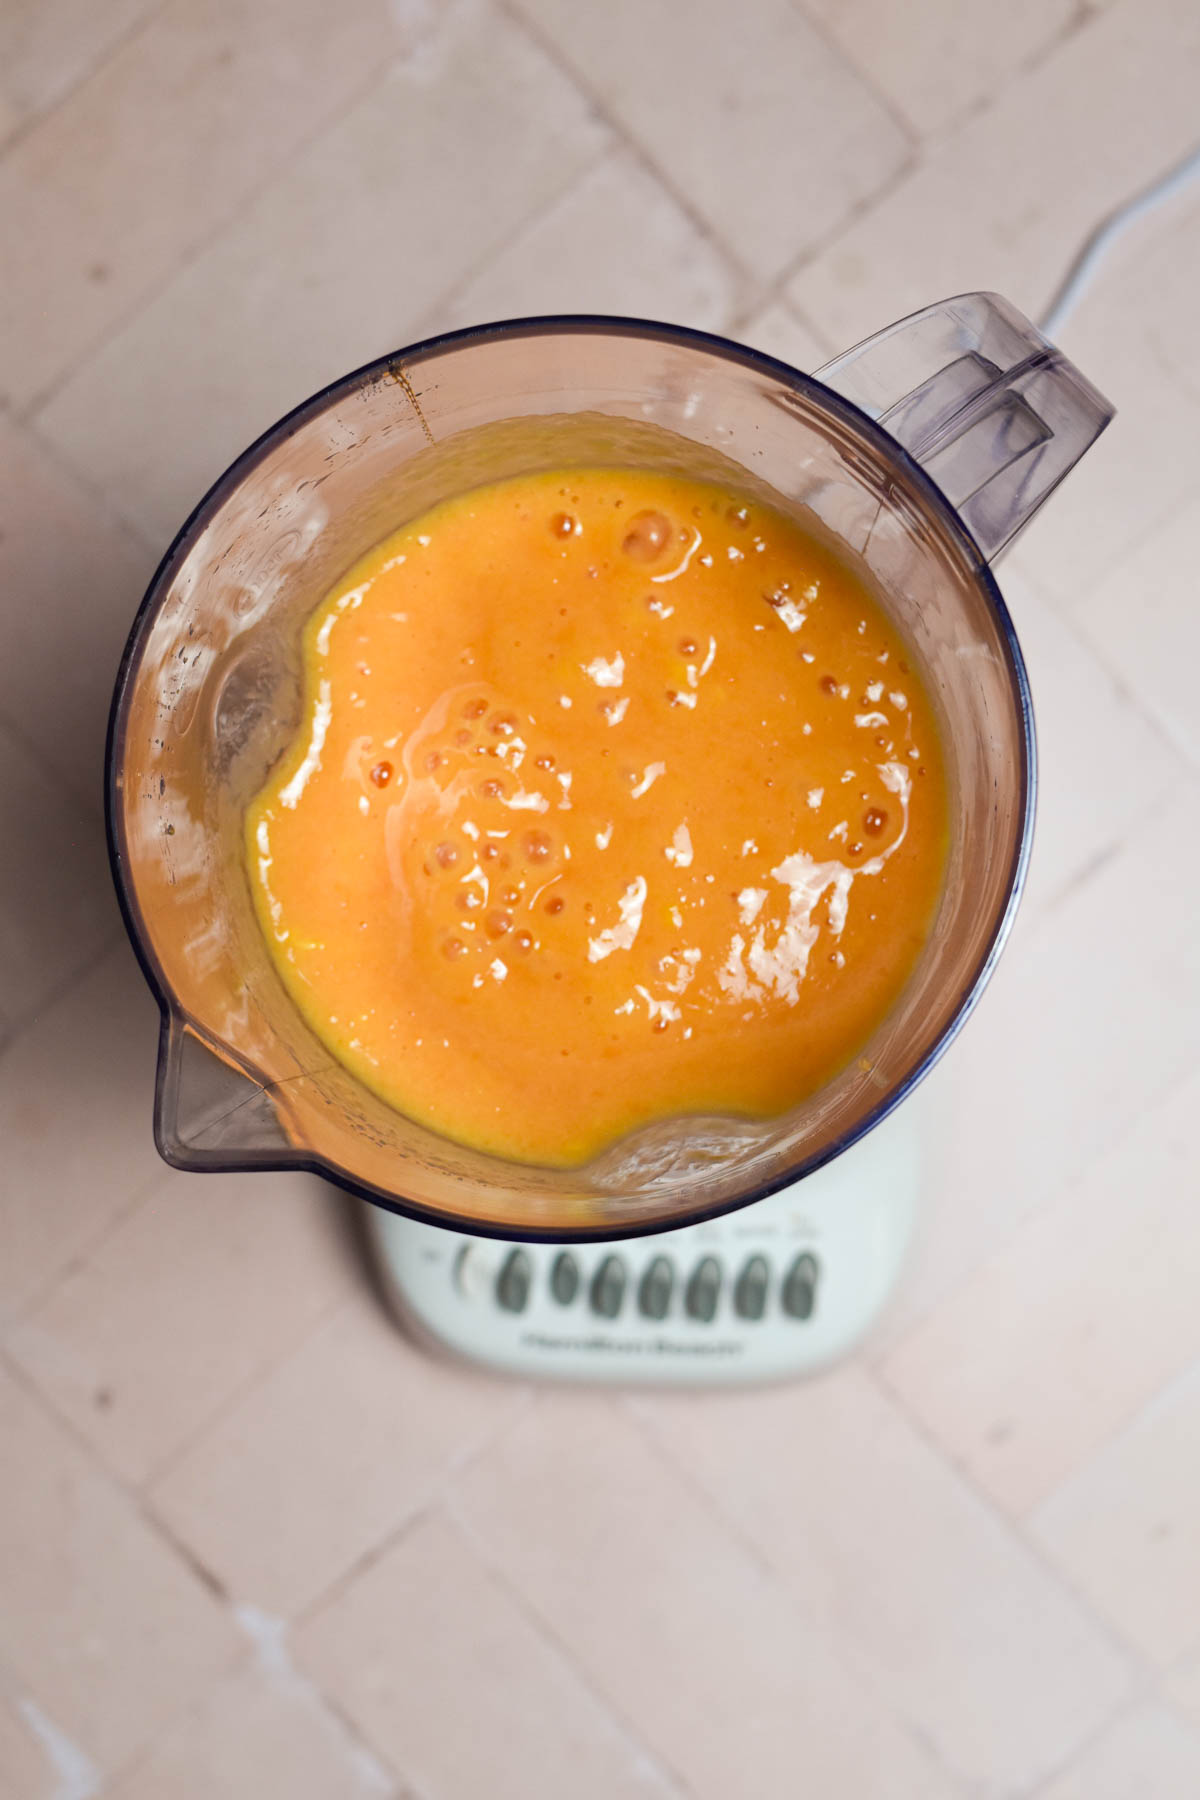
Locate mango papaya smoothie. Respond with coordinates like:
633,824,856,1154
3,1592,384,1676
246,467,948,1167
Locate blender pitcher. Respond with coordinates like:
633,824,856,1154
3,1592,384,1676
107,295,1112,1267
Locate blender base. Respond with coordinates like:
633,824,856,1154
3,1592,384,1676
364,1107,917,1384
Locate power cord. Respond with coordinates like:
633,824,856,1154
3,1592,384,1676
1040,142,1200,338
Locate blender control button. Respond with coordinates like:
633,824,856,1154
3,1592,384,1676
454,1243,496,1303
781,1252,819,1320
685,1256,722,1323
495,1249,532,1313
637,1255,674,1320
590,1255,626,1319
733,1255,769,1321
549,1252,580,1304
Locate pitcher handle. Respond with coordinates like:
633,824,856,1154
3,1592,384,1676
814,292,1114,562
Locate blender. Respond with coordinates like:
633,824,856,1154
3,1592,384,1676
107,294,1112,1382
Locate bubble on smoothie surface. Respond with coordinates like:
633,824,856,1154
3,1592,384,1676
621,511,672,562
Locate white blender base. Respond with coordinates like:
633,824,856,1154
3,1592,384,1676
365,1105,917,1385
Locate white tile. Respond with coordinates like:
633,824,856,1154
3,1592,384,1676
509,0,909,279
0,940,163,1324
0,1361,238,1773
885,1065,1200,1516
0,719,117,1033
298,1511,678,1800
108,1637,395,1800
868,770,1200,1341
0,415,155,805
33,3,607,545
733,298,833,372
636,1368,1132,1790
150,1296,525,1617
1036,1700,1200,1800
800,0,1079,137
0,0,161,145
1069,493,1200,770
1000,560,1183,915
1033,1362,1200,1665
439,146,736,334
453,1395,959,1799
0,0,420,408
6,1169,359,1485
790,0,1200,349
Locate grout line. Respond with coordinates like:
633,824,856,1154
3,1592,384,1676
300,1494,446,1617
786,0,919,154
0,1341,173,1511
1035,571,1191,776
1014,538,1200,779
780,18,1197,348
23,0,634,533
618,1391,979,1793
862,1360,1159,1788
0,918,124,1043
139,1497,233,1603
1021,1685,1161,1799
79,1624,253,1799
405,138,613,331
0,0,171,159
871,1074,1200,1405
1009,0,1097,90
494,0,761,291
443,1461,699,1799
421,132,750,337
1,1171,148,1339
0,911,127,1065
895,0,1101,157
282,1505,488,1800
867,911,1200,1369
618,1393,774,1581
2,1314,257,1780
280,1384,541,1632
601,137,754,325
726,283,839,359
15,23,416,429
1036,835,1124,917
0,952,163,1335
0,684,125,825
118,1492,408,1799
139,1280,357,1494
503,0,930,307
1030,1354,1200,1532
873,1341,1168,1675
780,142,919,307
232,1602,404,1798
18,427,176,559
16,408,165,562
1084,660,1200,783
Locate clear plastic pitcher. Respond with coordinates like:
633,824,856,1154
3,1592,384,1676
107,295,1112,1239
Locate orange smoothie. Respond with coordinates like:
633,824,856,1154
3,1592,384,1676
246,468,947,1166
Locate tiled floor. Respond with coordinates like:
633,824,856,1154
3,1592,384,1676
1,1,1198,1793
